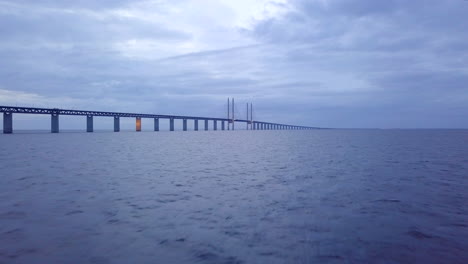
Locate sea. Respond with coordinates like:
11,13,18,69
0,129,467,264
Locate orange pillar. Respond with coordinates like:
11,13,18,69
136,117,141,132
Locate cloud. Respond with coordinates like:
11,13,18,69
0,0,467,128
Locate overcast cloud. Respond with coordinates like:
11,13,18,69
1,0,467,128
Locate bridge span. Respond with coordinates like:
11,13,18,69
0,105,316,134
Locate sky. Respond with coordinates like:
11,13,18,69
1,0,467,129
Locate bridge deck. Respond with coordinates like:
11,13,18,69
0,105,315,129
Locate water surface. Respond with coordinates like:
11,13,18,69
0,130,467,263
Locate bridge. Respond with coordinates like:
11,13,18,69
0,105,316,134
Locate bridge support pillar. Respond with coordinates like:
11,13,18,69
221,121,225,130
170,118,174,131
87,115,93,132
3,112,12,134
114,116,120,132
204,120,208,131
51,112,59,133
194,119,198,131
213,120,217,131
136,117,141,132
183,119,187,131
154,118,159,131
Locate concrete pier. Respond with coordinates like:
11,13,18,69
3,112,12,134
221,121,225,130
114,116,120,132
204,119,208,131
51,113,59,133
87,115,93,132
194,119,198,131
183,119,187,131
154,118,159,131
136,117,141,132
170,118,174,131
213,120,217,130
